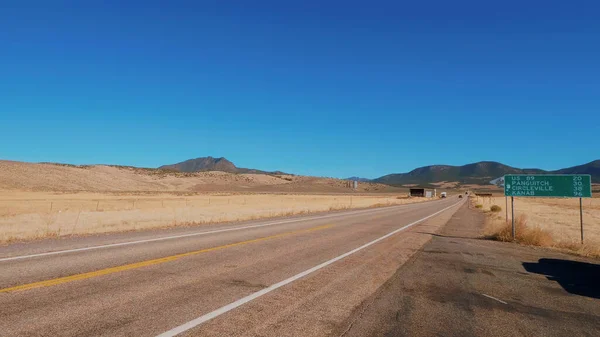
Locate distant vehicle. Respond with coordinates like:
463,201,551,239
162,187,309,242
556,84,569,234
458,194,463,198
440,192,447,198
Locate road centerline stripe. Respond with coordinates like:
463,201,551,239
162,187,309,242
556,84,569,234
0,201,446,262
156,200,464,337
0,224,333,294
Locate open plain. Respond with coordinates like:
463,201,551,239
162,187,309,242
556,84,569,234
474,195,600,256
0,191,425,242
0,161,414,242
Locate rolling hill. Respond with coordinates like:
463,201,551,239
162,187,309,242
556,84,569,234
553,160,600,177
373,160,600,186
159,156,286,175
159,157,237,173
160,157,600,187
0,160,397,193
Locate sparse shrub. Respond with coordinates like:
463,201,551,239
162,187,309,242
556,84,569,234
555,241,600,259
487,215,554,246
484,213,600,258
475,204,483,209
370,202,393,208
490,205,502,212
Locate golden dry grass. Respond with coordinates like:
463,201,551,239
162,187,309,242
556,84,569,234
485,214,554,246
0,160,400,194
430,181,460,189
0,191,426,243
478,196,600,258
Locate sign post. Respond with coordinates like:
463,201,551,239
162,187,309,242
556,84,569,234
504,174,592,242
511,196,515,239
505,196,508,223
580,197,584,244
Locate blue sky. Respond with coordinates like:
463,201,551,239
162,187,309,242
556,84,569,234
1,1,599,178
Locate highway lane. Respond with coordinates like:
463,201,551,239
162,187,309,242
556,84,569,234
0,199,453,261
0,197,463,336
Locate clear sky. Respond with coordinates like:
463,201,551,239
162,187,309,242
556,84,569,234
1,1,599,178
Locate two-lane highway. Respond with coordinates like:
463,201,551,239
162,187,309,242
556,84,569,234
0,197,463,336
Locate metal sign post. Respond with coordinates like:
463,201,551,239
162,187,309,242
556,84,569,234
580,197,584,244
505,196,508,223
504,174,592,244
511,196,515,239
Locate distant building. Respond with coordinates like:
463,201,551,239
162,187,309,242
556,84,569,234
409,188,436,198
409,188,425,197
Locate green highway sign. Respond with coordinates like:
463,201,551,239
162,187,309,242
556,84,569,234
504,174,592,198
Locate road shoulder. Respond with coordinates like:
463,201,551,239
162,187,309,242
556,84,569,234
338,203,600,337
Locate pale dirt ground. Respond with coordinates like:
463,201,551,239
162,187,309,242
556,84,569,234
0,191,426,242
473,195,600,246
431,181,460,189
0,160,414,242
0,161,398,193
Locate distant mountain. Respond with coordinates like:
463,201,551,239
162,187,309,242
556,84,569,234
373,160,600,186
159,157,599,184
552,160,600,179
159,156,286,175
345,177,371,182
160,157,237,173
374,161,519,186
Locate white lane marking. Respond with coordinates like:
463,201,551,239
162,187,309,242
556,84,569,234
482,293,508,305
0,200,447,262
156,200,463,337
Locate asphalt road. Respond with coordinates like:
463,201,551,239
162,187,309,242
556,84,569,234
339,203,600,337
0,197,463,337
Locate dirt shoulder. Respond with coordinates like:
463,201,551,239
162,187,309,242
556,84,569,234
338,203,600,337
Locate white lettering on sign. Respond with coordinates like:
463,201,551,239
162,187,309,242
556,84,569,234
573,176,584,197
509,179,554,196
513,180,551,186
513,190,535,196
505,174,591,198
506,175,558,196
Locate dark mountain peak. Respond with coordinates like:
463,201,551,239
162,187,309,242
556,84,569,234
374,159,600,187
424,165,453,170
159,156,237,173
463,161,510,169
553,159,600,176
475,161,503,165
406,165,452,175
158,156,288,175
588,159,600,166
459,161,521,177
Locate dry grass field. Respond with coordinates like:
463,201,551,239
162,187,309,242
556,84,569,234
0,191,425,243
0,160,400,193
0,160,418,242
431,181,460,189
473,195,600,257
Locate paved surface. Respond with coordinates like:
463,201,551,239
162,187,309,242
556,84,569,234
0,198,463,336
339,203,600,337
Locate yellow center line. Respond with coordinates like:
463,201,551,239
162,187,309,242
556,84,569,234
0,224,333,294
